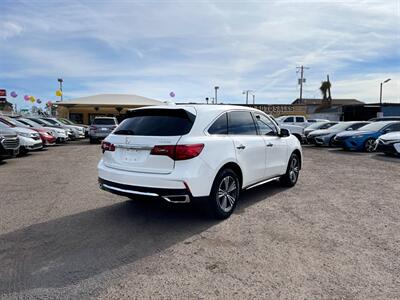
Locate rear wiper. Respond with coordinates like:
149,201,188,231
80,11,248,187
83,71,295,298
114,129,135,135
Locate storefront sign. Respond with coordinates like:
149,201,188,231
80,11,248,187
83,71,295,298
240,104,307,116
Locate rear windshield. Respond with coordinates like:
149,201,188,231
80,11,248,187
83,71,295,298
115,108,195,136
93,118,116,125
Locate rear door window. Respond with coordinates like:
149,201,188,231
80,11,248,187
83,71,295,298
208,113,228,135
228,111,257,135
114,109,195,136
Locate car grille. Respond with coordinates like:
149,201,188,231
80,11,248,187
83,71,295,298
1,137,20,150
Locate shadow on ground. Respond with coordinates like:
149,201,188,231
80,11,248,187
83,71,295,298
371,153,400,163
0,181,285,295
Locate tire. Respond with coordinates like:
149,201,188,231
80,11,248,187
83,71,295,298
280,153,300,187
207,168,240,219
364,138,376,152
89,137,96,144
328,136,335,147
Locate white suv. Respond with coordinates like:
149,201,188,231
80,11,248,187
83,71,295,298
98,105,302,219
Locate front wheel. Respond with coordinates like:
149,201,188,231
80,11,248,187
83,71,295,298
207,169,240,219
280,153,300,187
364,138,376,152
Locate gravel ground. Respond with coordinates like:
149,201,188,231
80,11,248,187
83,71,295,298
0,141,399,299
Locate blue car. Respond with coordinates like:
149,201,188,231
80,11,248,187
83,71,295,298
333,121,400,152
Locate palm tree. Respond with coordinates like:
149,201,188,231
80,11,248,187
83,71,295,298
320,81,331,100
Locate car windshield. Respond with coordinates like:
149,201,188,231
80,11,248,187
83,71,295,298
19,118,38,127
357,122,391,131
29,118,49,126
307,122,328,129
60,118,75,125
0,118,16,127
42,118,61,125
92,118,116,125
328,123,354,131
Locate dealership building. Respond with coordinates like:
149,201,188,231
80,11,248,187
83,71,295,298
56,94,164,124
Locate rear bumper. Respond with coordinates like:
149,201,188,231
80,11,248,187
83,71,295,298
98,178,192,203
98,158,213,197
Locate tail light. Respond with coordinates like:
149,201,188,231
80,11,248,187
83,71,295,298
150,144,204,160
101,141,115,152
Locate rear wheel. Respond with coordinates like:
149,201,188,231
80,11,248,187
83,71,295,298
364,138,376,152
280,153,300,187
207,169,240,219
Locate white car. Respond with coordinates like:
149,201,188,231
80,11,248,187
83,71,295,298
0,120,42,154
98,105,302,219
41,117,85,139
20,118,68,143
375,132,400,156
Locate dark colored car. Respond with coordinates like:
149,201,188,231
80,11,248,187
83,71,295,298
307,121,370,146
369,116,400,122
89,117,118,143
0,128,20,161
304,121,338,137
334,121,400,152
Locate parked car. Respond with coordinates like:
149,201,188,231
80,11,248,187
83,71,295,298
304,121,338,137
369,116,400,122
0,128,20,161
0,117,43,154
307,118,330,123
89,117,118,143
98,105,302,219
333,121,400,152
307,121,370,146
374,132,400,156
275,115,308,127
2,116,56,146
58,118,89,137
272,119,305,143
40,117,85,139
24,117,69,143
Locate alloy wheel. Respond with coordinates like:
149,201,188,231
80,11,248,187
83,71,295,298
365,139,375,152
289,156,300,183
217,176,238,213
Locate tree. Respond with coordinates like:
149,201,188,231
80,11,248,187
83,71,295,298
320,80,331,100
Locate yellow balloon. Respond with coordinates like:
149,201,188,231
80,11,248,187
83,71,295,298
56,90,62,97
30,96,36,101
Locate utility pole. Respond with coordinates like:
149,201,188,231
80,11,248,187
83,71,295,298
242,90,253,105
214,86,219,104
296,66,309,103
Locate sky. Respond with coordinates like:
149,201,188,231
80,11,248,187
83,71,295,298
0,0,399,110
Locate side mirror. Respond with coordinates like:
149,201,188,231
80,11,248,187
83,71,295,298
279,128,290,137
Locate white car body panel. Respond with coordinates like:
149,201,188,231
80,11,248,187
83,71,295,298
98,105,302,198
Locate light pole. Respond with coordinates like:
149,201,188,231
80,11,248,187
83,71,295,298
214,86,219,104
57,78,64,101
242,90,253,105
379,78,391,112
252,94,255,104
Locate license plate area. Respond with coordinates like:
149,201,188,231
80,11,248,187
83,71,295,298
101,128,108,131
121,148,148,163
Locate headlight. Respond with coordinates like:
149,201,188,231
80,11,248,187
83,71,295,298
18,132,31,138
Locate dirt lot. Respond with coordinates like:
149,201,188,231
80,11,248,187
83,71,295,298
0,141,399,299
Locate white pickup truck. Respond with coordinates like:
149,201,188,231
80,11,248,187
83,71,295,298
275,115,309,127
271,115,306,143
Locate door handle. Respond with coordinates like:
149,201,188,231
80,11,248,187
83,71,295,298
236,144,246,150
266,143,273,147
